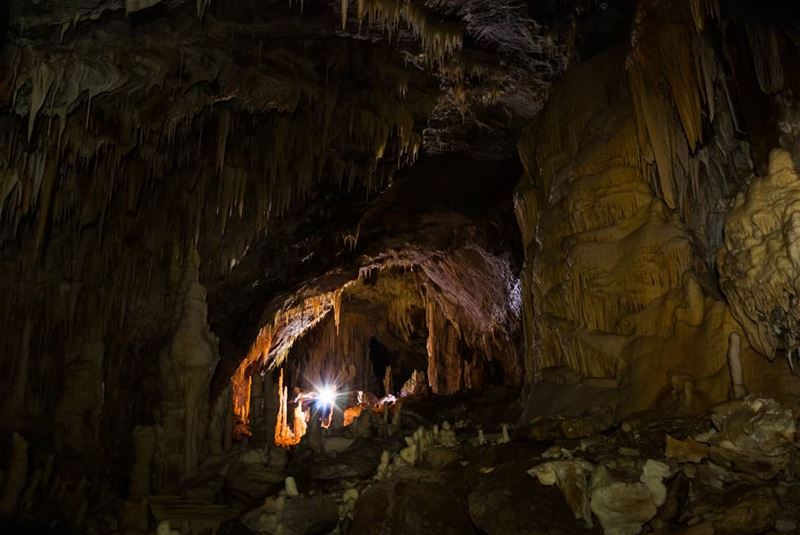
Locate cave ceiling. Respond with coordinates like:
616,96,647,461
0,0,615,382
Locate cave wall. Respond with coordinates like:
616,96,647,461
0,0,444,492
515,0,800,416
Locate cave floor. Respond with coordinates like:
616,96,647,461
8,388,800,535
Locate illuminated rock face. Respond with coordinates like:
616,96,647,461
515,49,752,414
513,0,800,414
719,149,800,361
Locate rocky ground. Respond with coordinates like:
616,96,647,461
5,386,799,535
135,387,800,535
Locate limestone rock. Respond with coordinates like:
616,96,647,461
528,459,594,527
522,405,614,441
130,426,157,500
0,433,28,515
560,406,615,439
119,500,149,531
712,491,776,535
279,496,339,535
421,446,460,469
470,460,593,535
719,148,800,359
640,460,670,508
54,337,105,453
310,439,394,481
589,465,658,535
665,435,708,464
706,397,795,479
284,476,299,498
354,481,476,535
224,460,285,505
323,436,354,454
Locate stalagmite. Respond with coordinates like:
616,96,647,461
129,426,156,500
167,247,219,478
0,433,28,514
383,365,392,396
250,373,268,446
391,402,401,426
55,335,106,453
376,450,390,479
499,424,510,444
284,476,299,498
727,332,747,400
308,416,323,453
19,469,41,513
1,317,32,422
209,385,232,455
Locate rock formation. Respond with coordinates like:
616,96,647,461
2,0,800,533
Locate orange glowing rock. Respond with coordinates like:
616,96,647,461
343,405,363,427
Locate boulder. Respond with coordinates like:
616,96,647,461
706,397,795,479
589,466,658,535
470,460,593,534
665,435,708,464
241,495,339,535
351,481,475,535
280,496,339,535
527,459,594,527
224,461,284,505
421,447,460,469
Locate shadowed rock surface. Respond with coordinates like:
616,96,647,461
3,1,800,534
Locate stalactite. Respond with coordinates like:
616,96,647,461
341,0,349,29
625,0,732,216
516,43,749,412
274,368,305,447
745,24,786,95
425,297,461,394
28,63,56,141
360,0,463,68
333,288,344,335
196,0,212,19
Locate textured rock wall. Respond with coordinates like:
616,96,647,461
719,149,800,364
515,38,800,415
0,5,438,495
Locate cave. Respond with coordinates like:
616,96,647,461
2,0,800,534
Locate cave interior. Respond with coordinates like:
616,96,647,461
3,0,800,534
